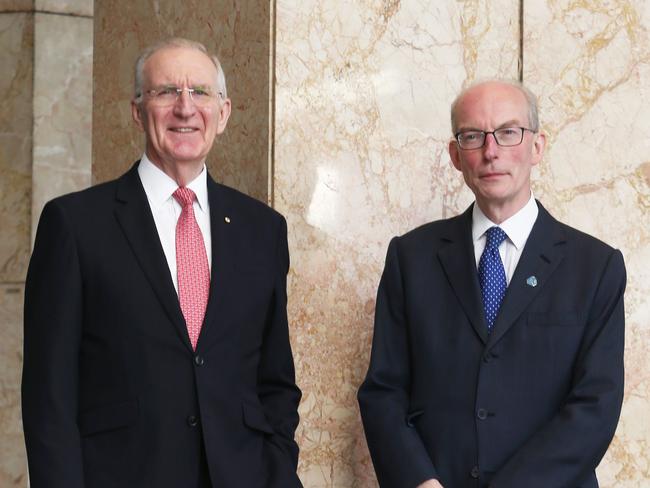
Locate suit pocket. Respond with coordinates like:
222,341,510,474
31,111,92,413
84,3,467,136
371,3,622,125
528,311,579,327
78,399,138,436
242,402,274,434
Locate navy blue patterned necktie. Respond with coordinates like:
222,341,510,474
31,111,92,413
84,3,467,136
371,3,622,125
478,226,508,332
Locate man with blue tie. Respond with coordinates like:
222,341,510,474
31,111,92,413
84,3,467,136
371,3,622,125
22,38,302,487
358,80,626,488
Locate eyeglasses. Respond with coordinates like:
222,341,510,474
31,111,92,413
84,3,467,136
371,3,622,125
143,85,222,107
454,127,535,150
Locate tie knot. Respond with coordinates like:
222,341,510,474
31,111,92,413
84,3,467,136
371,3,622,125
485,226,507,250
173,187,196,208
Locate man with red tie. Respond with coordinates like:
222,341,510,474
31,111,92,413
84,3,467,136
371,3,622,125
22,38,302,488
358,80,626,487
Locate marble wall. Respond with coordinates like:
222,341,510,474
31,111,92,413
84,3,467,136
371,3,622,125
274,0,650,487
274,1,521,485
32,11,93,240
523,2,650,485
3,1,648,487
0,10,32,486
0,1,93,486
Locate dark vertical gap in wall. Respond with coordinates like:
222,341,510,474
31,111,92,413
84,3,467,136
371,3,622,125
30,10,36,241
519,0,524,82
269,0,277,207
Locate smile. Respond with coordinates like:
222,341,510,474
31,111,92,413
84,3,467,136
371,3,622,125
170,127,198,133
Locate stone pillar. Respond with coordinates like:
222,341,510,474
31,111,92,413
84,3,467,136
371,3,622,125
0,3,33,486
0,0,93,486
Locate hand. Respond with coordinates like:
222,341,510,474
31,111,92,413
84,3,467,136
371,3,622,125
417,479,444,488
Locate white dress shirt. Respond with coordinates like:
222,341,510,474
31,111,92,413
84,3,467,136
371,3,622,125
137,154,212,293
472,194,538,285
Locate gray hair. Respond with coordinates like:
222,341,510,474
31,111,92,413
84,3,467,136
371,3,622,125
450,79,539,134
133,37,227,103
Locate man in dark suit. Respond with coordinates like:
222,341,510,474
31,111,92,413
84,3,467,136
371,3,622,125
358,80,625,488
22,38,302,488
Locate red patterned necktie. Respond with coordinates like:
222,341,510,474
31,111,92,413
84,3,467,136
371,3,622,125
173,187,210,350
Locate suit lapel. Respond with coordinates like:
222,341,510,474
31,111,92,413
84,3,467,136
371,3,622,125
196,176,236,351
487,203,566,347
437,205,489,344
113,163,192,351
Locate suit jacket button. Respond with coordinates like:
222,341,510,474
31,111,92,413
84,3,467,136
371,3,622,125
470,466,480,478
482,352,493,363
477,408,488,420
187,415,199,427
194,355,205,366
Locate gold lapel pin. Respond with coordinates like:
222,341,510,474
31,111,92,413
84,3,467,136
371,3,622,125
224,216,231,223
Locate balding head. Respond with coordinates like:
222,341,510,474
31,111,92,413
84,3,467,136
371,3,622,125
450,79,539,135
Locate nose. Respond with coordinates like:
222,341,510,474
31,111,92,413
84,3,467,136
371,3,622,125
482,132,499,160
173,89,197,117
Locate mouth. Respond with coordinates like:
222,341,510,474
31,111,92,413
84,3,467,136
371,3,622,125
480,171,508,179
169,127,199,133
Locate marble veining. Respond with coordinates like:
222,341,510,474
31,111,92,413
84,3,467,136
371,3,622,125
0,13,32,283
524,2,650,486
32,12,93,238
275,1,519,485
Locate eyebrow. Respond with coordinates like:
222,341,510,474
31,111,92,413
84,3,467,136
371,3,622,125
457,120,524,132
496,119,523,128
153,83,213,88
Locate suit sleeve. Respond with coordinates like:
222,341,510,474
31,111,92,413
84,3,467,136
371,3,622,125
257,214,303,487
358,237,439,488
491,249,626,487
22,200,85,487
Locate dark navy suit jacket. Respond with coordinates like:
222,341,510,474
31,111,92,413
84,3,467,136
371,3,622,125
358,202,625,488
22,164,302,488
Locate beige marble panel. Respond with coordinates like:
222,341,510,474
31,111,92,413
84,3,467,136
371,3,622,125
274,1,520,485
0,13,32,283
524,1,650,486
32,13,93,236
93,0,271,203
0,1,33,12
35,0,92,16
0,284,27,487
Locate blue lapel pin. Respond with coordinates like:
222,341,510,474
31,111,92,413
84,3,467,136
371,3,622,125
526,276,538,287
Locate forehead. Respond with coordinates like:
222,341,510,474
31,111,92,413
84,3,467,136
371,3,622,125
143,47,217,85
455,82,529,128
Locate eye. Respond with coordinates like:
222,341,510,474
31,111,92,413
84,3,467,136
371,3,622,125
192,87,211,97
462,132,480,141
499,128,519,136
157,86,178,97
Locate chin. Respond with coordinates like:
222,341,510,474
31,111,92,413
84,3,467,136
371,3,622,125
169,150,209,163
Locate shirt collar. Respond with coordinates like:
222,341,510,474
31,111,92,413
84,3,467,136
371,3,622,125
472,193,538,250
137,154,209,213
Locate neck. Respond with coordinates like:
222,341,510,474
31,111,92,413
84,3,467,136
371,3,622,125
476,194,531,224
148,154,205,187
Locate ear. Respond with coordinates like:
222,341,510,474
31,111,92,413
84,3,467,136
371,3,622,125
449,139,462,171
531,131,546,166
215,97,232,135
131,100,145,131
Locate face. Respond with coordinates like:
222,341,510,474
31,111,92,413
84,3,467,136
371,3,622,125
131,46,231,173
448,82,545,220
